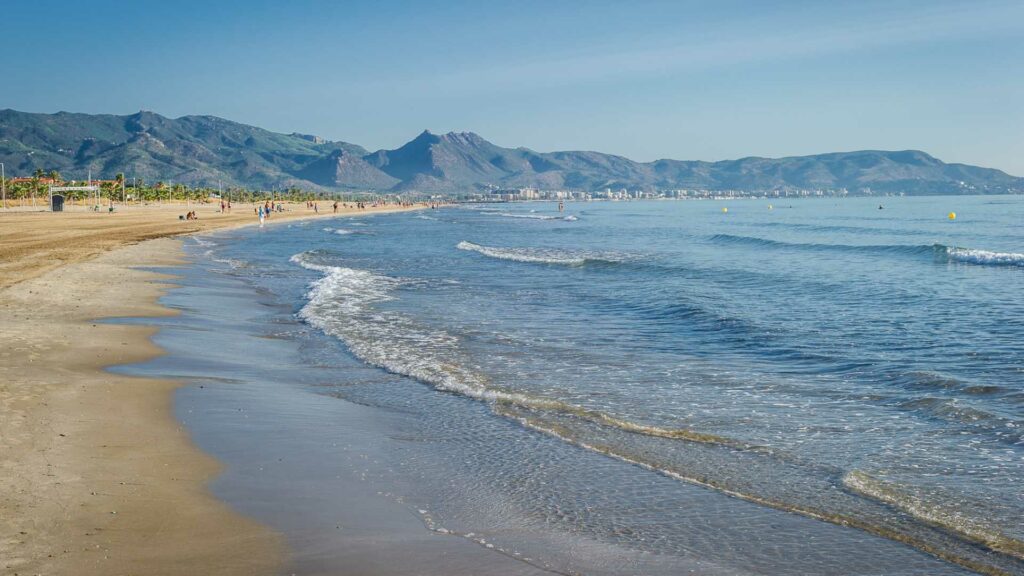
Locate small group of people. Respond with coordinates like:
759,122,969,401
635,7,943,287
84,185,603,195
185,210,198,220
220,199,232,213
256,201,273,227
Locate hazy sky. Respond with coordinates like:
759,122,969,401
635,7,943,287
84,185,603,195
3,0,1022,174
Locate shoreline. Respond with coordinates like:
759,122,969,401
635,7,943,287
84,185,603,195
138,247,561,575
0,202,424,574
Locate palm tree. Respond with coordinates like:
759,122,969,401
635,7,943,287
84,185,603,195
135,178,149,202
48,169,60,183
153,181,164,204
31,168,44,206
115,173,125,203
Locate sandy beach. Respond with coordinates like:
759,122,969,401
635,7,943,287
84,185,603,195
0,201,421,575
0,201,420,291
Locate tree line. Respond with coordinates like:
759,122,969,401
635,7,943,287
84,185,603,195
1,169,397,204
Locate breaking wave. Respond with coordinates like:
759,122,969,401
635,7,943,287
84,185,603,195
709,235,1024,267
944,246,1024,267
291,250,731,445
323,226,370,236
456,241,625,266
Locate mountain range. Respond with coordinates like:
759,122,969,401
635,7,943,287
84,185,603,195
1,109,1021,195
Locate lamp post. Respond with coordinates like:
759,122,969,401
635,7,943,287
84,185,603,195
1,162,5,209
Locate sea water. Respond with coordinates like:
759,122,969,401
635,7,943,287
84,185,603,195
177,196,1023,575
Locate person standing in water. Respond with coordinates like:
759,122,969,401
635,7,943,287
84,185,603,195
258,204,265,227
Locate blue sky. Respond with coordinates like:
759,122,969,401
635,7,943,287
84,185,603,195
3,0,1022,174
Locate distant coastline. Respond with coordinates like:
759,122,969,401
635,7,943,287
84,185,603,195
2,108,1021,197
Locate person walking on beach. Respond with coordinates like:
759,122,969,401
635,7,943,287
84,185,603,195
333,201,338,213
258,204,265,227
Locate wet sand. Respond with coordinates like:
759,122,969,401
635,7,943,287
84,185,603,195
0,202,421,575
0,238,284,575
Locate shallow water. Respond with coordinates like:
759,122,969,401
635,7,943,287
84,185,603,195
131,196,1023,575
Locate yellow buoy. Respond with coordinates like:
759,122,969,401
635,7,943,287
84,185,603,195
722,207,728,213
948,212,956,220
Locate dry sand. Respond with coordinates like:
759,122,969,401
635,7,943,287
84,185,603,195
0,201,418,290
0,201,422,575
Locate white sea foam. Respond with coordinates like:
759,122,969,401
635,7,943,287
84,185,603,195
497,212,577,221
210,256,247,269
197,239,246,269
457,241,586,265
500,212,559,220
456,241,623,266
843,470,1024,559
291,251,667,424
944,246,1024,267
322,226,365,235
291,251,516,403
